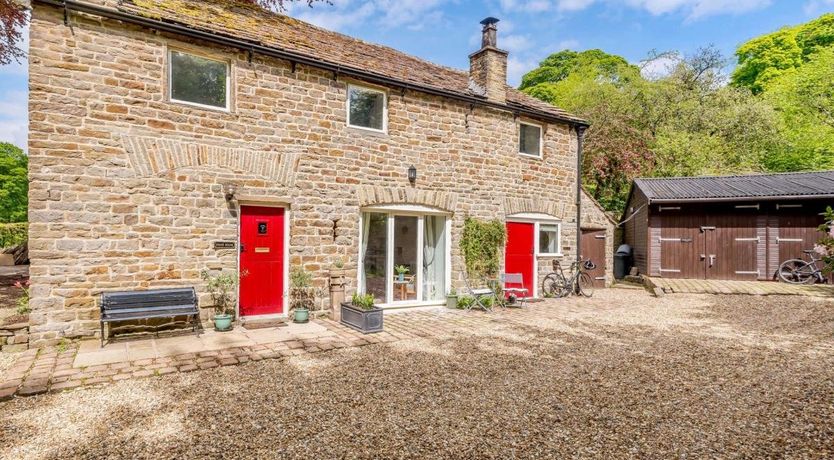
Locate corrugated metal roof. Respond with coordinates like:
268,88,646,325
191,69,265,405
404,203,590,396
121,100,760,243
633,170,834,202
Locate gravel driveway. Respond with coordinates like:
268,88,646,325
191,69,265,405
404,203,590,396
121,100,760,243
1,289,832,459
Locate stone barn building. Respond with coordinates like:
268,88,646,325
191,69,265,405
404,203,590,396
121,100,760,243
25,0,599,346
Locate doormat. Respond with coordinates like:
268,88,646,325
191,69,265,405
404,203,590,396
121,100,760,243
242,320,288,330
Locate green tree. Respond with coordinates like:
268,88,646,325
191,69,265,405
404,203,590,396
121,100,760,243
762,48,834,171
732,13,834,94
519,49,640,90
0,142,27,223
521,47,780,213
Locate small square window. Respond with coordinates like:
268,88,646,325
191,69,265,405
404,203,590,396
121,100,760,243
519,123,542,157
347,85,386,132
539,224,560,255
169,50,229,110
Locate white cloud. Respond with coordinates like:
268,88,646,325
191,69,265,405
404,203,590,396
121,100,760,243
507,56,540,86
639,53,679,79
0,90,29,151
502,34,534,53
288,0,451,32
556,0,595,12
499,0,771,19
804,0,834,15
557,38,580,50
290,0,376,31
624,0,771,20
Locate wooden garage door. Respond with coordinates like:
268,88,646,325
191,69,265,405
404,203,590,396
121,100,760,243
775,207,826,272
658,205,762,280
658,207,704,279
704,210,760,280
580,229,607,287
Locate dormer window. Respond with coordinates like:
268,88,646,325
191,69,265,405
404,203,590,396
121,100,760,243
519,122,542,158
169,50,230,110
347,84,387,132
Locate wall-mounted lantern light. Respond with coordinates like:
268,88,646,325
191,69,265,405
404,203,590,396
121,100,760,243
407,165,417,184
224,183,237,201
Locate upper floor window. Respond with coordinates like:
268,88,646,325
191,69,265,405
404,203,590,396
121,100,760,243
347,84,387,132
169,50,229,110
519,122,542,158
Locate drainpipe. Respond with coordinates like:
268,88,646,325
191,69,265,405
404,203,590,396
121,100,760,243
575,125,586,264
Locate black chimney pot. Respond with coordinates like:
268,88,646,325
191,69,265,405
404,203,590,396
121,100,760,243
479,17,499,48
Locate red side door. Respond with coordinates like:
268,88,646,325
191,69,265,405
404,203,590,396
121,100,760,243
239,206,284,316
505,222,535,297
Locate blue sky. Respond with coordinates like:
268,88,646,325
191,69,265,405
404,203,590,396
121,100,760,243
1,0,832,150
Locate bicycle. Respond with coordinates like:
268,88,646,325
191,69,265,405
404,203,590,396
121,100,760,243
541,259,596,298
778,250,828,285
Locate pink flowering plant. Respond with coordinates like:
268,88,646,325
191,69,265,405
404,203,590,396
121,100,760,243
14,279,30,315
815,207,834,274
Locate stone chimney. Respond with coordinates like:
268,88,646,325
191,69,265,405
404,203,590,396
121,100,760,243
469,17,508,104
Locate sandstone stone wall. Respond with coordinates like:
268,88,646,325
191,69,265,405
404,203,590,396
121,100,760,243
581,190,616,287
27,5,580,346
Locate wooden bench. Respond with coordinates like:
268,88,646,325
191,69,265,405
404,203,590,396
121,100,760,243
100,287,199,347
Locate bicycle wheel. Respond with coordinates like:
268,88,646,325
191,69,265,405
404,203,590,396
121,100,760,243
577,272,594,297
542,273,568,298
778,259,816,284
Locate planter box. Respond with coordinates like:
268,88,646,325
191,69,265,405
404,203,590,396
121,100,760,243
340,302,383,334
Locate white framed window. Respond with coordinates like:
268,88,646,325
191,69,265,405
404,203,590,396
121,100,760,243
168,50,230,111
537,223,562,256
519,122,543,158
347,84,387,133
358,206,451,307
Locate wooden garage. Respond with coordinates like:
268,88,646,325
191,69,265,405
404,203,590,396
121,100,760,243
621,171,834,281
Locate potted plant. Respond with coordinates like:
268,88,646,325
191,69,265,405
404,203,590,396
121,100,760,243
446,287,458,309
340,292,383,333
394,265,409,281
290,267,316,323
200,270,245,331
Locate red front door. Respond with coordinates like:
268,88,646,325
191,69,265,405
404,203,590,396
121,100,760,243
505,222,535,297
239,206,285,316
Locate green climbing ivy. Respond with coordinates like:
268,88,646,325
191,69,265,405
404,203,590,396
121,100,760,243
461,217,506,279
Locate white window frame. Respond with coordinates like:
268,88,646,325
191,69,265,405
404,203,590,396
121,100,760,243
518,121,543,158
506,213,564,299
168,49,231,112
346,83,388,134
536,222,563,257
357,205,451,309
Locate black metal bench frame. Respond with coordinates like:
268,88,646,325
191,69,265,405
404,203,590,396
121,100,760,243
100,287,200,347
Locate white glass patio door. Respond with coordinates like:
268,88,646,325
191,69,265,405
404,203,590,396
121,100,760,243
360,211,448,305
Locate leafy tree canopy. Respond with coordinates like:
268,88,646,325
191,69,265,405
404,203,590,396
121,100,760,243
519,49,640,91
0,142,27,223
732,13,834,93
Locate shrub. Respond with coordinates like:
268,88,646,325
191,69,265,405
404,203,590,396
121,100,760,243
290,267,316,311
0,222,26,249
14,279,30,315
456,295,475,309
350,292,376,310
815,206,834,274
200,270,246,316
461,218,505,279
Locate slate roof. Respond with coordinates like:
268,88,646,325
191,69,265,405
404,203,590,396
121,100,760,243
633,171,834,202
108,0,585,124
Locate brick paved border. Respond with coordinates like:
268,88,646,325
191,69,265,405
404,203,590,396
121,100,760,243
0,311,505,401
